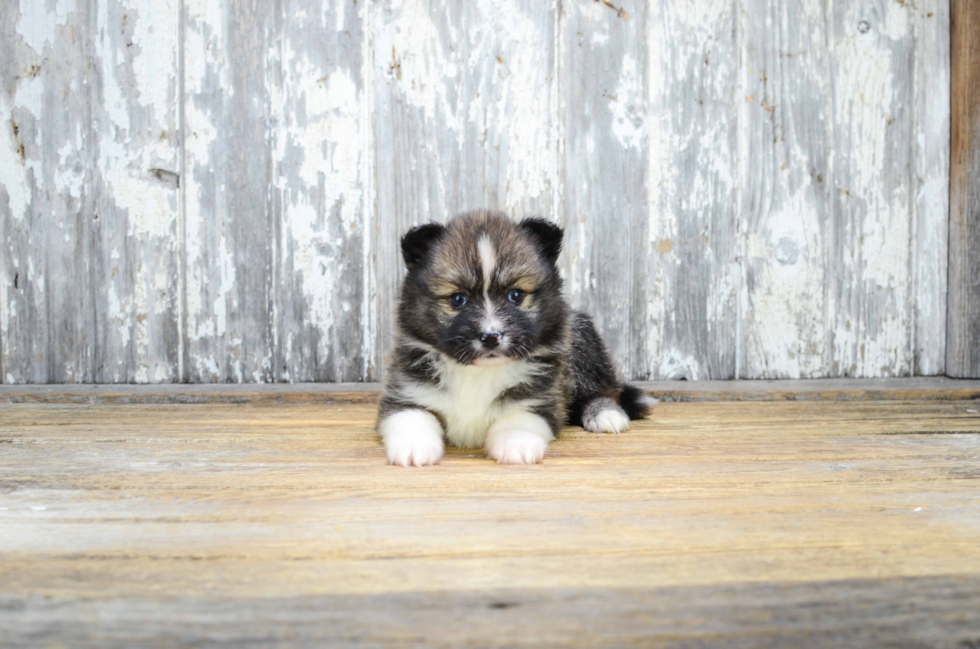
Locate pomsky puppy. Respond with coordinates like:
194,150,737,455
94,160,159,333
377,210,654,466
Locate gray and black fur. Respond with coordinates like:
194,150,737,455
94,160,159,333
377,210,652,463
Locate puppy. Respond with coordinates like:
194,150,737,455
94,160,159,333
377,210,654,466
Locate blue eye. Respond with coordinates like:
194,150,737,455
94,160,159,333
449,292,467,309
507,288,525,305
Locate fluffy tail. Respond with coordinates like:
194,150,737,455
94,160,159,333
619,384,657,420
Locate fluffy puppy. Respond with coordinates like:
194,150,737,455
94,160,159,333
377,210,654,466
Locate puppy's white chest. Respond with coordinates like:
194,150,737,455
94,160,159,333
405,359,537,448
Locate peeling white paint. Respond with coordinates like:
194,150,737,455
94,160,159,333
16,0,76,56
0,0,952,383
609,54,645,151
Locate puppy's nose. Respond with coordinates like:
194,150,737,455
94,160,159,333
479,331,501,349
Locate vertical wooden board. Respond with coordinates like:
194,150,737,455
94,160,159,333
92,0,182,383
828,0,916,377
372,0,558,377
0,2,98,384
633,0,739,380
272,0,371,382
912,0,949,376
947,0,980,378
0,0,180,384
737,0,832,379
183,0,276,382
561,0,646,380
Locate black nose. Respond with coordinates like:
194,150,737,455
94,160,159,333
479,331,501,348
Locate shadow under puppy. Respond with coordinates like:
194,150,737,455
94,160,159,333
377,210,654,466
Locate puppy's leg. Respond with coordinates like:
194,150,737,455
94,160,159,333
581,397,631,434
379,409,445,467
485,409,555,465
567,312,655,430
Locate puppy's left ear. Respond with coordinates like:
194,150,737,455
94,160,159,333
401,222,446,270
520,218,563,264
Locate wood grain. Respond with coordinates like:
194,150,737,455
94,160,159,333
0,0,955,382
182,0,278,382
738,0,832,379
948,0,980,378
1,398,979,645
914,0,950,376
561,0,647,379
638,0,740,381
3,377,980,405
829,1,919,378
0,0,181,384
3,578,980,648
272,0,372,382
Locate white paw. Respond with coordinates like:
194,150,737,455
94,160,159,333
486,429,550,464
379,409,445,467
586,408,631,434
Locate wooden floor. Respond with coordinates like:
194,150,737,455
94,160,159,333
2,383,980,647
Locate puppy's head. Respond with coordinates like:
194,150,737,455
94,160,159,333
398,211,566,366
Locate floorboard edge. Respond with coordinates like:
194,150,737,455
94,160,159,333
1,378,979,404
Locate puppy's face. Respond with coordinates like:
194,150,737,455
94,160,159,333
398,212,566,366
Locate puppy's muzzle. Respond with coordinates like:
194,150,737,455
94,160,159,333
479,330,502,349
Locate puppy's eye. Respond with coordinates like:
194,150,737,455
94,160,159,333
507,288,525,305
449,292,468,309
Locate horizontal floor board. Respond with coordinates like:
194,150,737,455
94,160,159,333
1,377,979,404
1,399,979,645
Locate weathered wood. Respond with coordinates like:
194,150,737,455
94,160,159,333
182,0,277,382
0,0,957,383
738,0,832,379
2,577,979,648
560,0,646,379
914,0,950,376
948,0,980,378
829,1,919,377
636,0,740,381
3,377,980,404
272,0,372,382
0,0,181,384
1,399,979,645
372,0,559,378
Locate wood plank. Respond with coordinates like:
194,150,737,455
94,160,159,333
2,377,980,404
183,0,278,382
371,0,559,377
91,0,182,384
948,0,980,378
913,0,950,376
738,0,832,379
1,399,979,645
2,577,979,648
0,1,181,383
0,0,957,385
828,1,918,377
560,0,647,379
272,0,372,382
635,0,739,380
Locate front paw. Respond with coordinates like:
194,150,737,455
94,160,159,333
379,409,445,467
486,429,550,464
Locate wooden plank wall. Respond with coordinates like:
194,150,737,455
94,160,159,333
948,0,980,378
0,0,952,383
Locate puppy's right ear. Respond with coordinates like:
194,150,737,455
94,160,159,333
401,222,446,269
